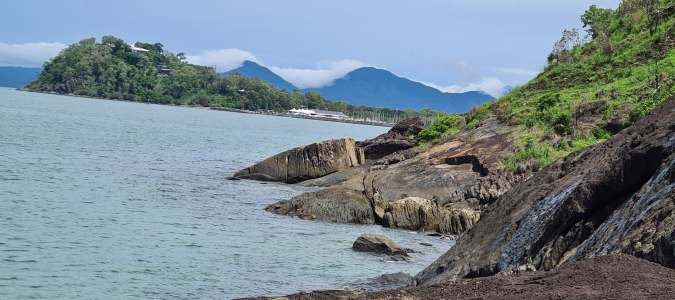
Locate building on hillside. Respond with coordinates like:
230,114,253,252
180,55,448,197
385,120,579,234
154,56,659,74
130,44,149,53
288,108,349,120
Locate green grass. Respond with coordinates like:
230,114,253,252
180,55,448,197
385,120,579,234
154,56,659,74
418,0,674,172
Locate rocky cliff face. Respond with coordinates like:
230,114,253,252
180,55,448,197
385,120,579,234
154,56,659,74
415,98,675,286
232,138,365,183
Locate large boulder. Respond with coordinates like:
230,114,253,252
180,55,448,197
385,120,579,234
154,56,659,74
265,187,374,224
352,234,409,257
358,117,424,160
415,97,675,286
233,138,365,183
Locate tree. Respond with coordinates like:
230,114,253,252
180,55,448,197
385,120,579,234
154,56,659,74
581,5,613,39
550,28,581,64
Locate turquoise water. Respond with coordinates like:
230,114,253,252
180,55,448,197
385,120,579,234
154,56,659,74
0,88,453,299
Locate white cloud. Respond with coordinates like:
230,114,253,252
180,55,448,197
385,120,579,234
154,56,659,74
497,67,539,77
422,77,507,98
185,48,258,72
270,59,368,89
0,42,67,67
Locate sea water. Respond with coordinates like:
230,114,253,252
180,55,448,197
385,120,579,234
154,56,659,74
0,88,453,299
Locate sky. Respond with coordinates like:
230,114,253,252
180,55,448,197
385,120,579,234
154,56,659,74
0,0,621,96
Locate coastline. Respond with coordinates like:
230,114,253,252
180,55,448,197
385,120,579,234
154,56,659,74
232,97,675,298
13,88,394,127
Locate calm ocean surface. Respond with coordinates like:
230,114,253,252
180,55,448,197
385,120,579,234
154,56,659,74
0,88,453,299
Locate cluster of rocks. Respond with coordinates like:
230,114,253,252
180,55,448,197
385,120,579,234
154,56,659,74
235,98,675,298
234,116,524,236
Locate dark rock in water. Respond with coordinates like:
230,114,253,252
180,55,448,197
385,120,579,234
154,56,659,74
233,138,365,183
346,272,414,292
352,234,409,257
416,97,675,286
358,117,424,160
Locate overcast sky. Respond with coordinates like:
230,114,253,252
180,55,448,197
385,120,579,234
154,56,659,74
0,0,621,95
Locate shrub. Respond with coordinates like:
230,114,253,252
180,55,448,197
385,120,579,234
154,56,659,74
417,114,465,142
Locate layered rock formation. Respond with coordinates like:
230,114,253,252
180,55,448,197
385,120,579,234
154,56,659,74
416,98,675,286
264,117,524,234
358,117,424,160
232,138,365,183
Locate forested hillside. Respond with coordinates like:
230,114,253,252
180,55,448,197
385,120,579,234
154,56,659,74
419,0,674,170
26,36,439,123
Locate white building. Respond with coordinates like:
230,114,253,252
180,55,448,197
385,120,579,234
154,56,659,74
129,44,149,53
288,108,349,120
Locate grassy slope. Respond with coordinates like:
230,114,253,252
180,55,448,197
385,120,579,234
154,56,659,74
421,0,674,171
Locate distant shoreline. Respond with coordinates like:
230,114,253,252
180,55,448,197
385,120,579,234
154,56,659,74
11,88,393,127
209,107,394,127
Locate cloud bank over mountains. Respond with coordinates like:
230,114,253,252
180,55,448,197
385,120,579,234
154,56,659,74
0,42,67,67
0,42,526,97
422,77,508,98
269,59,368,89
185,48,259,73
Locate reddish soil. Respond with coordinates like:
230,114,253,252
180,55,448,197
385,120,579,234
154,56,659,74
248,254,675,300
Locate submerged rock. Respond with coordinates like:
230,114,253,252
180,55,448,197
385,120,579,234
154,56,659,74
352,234,409,257
345,272,414,292
416,97,675,286
233,138,365,183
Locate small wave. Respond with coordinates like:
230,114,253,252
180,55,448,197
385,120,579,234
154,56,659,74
3,258,37,263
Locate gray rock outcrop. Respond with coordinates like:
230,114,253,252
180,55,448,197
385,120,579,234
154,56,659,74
265,118,523,235
233,138,365,183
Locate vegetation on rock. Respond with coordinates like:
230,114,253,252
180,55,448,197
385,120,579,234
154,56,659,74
418,0,674,170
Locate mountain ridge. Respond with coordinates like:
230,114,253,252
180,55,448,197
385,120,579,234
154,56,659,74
222,61,494,113
221,61,297,91
305,66,493,113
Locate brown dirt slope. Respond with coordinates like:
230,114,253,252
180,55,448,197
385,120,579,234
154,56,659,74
246,254,675,300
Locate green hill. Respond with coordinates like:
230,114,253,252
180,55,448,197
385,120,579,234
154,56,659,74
419,0,674,170
25,36,439,124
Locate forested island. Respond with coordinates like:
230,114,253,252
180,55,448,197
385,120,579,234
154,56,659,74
24,36,441,124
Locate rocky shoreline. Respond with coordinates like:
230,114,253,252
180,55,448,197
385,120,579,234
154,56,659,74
232,97,675,298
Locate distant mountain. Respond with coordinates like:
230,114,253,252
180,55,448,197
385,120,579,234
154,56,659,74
221,61,297,91
304,67,493,113
0,66,41,88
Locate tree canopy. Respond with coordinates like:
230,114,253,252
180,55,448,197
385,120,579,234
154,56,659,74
27,36,440,124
